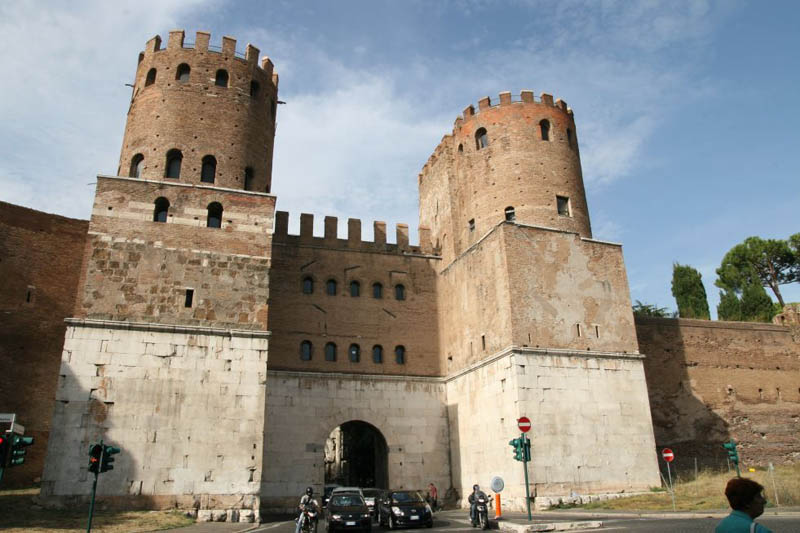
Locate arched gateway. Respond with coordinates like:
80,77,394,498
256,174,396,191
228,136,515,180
325,421,388,489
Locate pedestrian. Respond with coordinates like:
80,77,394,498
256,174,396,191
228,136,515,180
428,482,438,511
715,477,773,533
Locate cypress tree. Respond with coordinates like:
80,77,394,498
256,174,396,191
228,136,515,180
671,263,710,319
717,290,742,321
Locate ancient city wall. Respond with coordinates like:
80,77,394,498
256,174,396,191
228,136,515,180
268,211,441,376
0,202,88,487
262,371,450,512
40,320,267,520
636,317,800,470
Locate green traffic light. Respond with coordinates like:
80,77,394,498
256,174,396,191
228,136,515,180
9,435,34,467
101,445,120,472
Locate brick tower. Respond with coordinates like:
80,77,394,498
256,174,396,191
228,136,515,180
40,31,277,520
419,92,661,508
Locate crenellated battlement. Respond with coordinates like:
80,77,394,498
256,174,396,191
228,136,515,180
272,211,437,256
142,30,278,86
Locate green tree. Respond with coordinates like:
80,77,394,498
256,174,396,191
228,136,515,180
671,263,710,319
632,300,675,318
715,235,799,307
716,282,775,323
717,290,741,321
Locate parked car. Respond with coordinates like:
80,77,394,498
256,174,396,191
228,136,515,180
323,485,341,508
331,486,364,498
362,489,384,521
326,492,371,532
377,490,433,529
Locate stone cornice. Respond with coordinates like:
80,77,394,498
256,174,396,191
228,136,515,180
64,318,271,338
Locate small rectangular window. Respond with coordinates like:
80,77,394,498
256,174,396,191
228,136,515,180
468,219,475,231
184,289,194,308
481,335,486,351
25,286,36,304
576,323,582,337
595,325,600,338
557,196,571,217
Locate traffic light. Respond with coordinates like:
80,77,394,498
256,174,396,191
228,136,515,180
0,434,9,480
100,445,120,473
509,438,525,461
88,444,103,474
523,437,531,462
9,434,34,466
722,440,739,464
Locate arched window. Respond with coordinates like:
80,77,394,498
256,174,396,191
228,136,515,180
458,144,464,153
539,119,550,141
130,154,144,178
206,202,222,229
153,197,169,223
201,155,216,183
395,284,406,301
145,68,156,86
372,282,383,299
395,345,406,365
165,149,182,178
475,127,489,150
505,206,516,221
244,167,254,191
302,277,314,294
349,344,360,363
176,63,191,82
250,80,260,97
215,69,229,87
350,281,360,297
372,345,383,364
326,279,337,296
300,341,312,361
325,342,337,362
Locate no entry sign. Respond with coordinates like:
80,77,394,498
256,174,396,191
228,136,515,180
518,417,531,433
661,448,675,463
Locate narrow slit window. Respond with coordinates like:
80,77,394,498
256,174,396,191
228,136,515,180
481,335,486,351
372,282,383,299
176,63,190,82
325,342,337,362
395,345,406,365
184,289,194,308
595,325,600,338
25,286,35,304
250,80,260,97
326,279,337,296
349,344,360,363
215,69,229,87
201,155,216,183
302,277,314,294
300,341,312,361
566,128,573,147
372,345,383,364
395,284,405,301
504,206,515,221
350,281,360,297
556,195,571,216
539,119,550,141
153,197,170,223
130,154,144,178
468,218,475,231
475,128,489,150
206,202,223,228
576,324,582,337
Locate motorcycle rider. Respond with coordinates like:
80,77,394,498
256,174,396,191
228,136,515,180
468,484,488,525
295,486,320,533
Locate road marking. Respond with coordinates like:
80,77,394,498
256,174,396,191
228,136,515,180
249,520,294,531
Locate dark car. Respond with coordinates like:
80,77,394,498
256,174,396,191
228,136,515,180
323,484,341,508
326,492,372,532
377,490,433,529
362,489,383,521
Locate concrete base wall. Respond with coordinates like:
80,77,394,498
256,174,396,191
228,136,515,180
40,319,268,512
446,348,660,511
261,371,451,512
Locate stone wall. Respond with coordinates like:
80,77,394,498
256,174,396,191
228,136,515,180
636,317,800,471
40,320,268,518
0,201,88,486
262,370,451,512
446,349,660,511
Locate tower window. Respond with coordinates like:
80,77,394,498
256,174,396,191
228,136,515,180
302,277,314,294
504,206,516,221
300,340,312,361
326,279,337,296
165,149,182,179
372,282,383,299
250,80,260,97
395,345,406,365
540,119,550,141
567,128,573,147
349,344,360,363
475,128,489,150
130,154,144,178
350,281,360,297
556,195,571,217
184,289,194,308
458,144,463,153
270,98,277,118
395,284,406,301
153,197,170,223
372,345,383,364
215,69,229,87
206,202,223,228
468,219,475,231
325,342,337,362
201,155,216,183
244,167,254,191
176,63,190,82
145,68,156,86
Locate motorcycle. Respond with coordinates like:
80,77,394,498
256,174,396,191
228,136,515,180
300,503,319,533
471,494,489,530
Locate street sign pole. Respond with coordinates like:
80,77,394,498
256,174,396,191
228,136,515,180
522,433,531,521
87,439,104,533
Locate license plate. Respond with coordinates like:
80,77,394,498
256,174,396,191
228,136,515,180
410,516,419,520
346,522,356,526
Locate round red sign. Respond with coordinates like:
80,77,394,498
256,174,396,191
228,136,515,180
518,417,531,433
661,448,674,462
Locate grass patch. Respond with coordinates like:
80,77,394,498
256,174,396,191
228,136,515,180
0,487,195,532
580,463,800,512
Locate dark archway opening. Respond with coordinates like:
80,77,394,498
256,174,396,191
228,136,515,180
325,420,388,489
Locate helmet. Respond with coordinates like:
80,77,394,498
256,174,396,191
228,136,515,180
473,484,479,492
306,486,313,496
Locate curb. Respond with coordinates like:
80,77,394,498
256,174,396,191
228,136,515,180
499,521,603,532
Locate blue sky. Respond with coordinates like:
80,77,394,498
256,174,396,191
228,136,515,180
1,0,798,316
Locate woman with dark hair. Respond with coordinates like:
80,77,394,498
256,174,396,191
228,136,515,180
715,478,772,532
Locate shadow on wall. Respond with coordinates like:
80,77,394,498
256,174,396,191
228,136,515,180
445,403,460,506
635,317,732,479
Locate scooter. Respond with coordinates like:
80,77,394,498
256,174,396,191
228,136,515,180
300,503,319,533
471,495,489,530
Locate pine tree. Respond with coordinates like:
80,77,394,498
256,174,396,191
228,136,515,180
740,281,775,322
671,263,710,319
717,290,742,321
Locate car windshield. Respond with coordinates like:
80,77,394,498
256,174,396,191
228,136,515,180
331,495,365,507
391,491,424,503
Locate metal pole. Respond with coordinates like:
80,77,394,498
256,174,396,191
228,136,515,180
87,439,103,533
734,461,741,478
694,457,698,497
522,433,531,521
666,462,675,512
769,463,779,507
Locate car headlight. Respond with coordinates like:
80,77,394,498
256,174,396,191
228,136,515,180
362,513,370,518
331,514,342,520
392,506,403,515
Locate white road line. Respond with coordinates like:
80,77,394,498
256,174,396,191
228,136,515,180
248,520,294,531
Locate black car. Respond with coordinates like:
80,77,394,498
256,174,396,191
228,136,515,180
362,488,383,521
326,492,372,532
377,490,433,529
